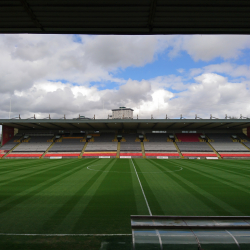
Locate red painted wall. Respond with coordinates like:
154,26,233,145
247,127,250,138
2,126,14,146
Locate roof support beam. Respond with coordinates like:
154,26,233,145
148,0,157,32
104,123,110,129
19,0,44,31
210,122,232,129
224,122,250,129
11,123,35,129
86,123,95,130
180,123,195,129
165,123,176,129
68,123,80,129
48,123,65,129
151,123,158,129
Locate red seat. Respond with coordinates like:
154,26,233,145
120,153,142,156
220,153,250,158
7,154,42,157
176,133,202,142
146,153,179,156
45,153,80,157
182,153,217,157
83,153,116,156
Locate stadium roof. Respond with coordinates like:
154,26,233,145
1,0,250,35
0,119,250,131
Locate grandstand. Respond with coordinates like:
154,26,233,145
1,119,250,159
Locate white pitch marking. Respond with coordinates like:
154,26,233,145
130,159,152,216
131,159,163,250
0,233,131,236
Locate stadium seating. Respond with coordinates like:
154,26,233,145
145,152,179,156
144,142,177,151
85,142,117,151
0,134,22,151
176,142,213,152
175,133,202,142
210,142,248,152
13,135,53,152
49,138,85,152
120,142,141,151
145,133,167,142
93,133,115,142
220,153,250,158
120,152,142,156
144,142,179,157
45,153,80,157
123,134,139,142
237,133,249,141
244,142,250,149
206,133,233,142
7,153,43,158
83,152,116,156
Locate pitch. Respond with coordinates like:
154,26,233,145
0,158,250,249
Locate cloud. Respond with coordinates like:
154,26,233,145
181,35,250,61
0,34,161,95
161,35,250,61
0,34,250,122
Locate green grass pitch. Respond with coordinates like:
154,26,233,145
0,158,250,249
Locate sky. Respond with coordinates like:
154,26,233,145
0,34,250,121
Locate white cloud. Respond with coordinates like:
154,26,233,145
161,35,250,61
0,34,250,121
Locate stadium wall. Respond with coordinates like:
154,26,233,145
2,125,14,146
248,127,250,138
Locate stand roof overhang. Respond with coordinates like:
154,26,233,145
0,119,249,131
1,0,250,35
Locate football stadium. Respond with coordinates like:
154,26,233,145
1,112,250,249
1,1,250,249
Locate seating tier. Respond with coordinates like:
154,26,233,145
145,133,169,142
175,133,202,142
93,133,115,142
144,142,177,151
120,142,141,151
210,142,248,152
206,133,233,142
176,142,213,152
13,142,51,152
85,142,117,151
49,139,85,152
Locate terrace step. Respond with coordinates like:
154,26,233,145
2,136,24,158
173,142,184,158
40,142,55,159
141,142,146,158
79,142,88,158
116,142,120,158
206,142,222,159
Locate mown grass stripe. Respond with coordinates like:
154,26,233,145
0,159,80,187
0,159,99,212
179,160,250,195
129,160,149,215
72,159,137,234
42,159,115,233
0,159,47,173
135,159,215,216
133,159,164,215
184,160,250,188
0,160,59,177
131,159,152,215
150,159,244,216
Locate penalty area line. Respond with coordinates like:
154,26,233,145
0,233,131,236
